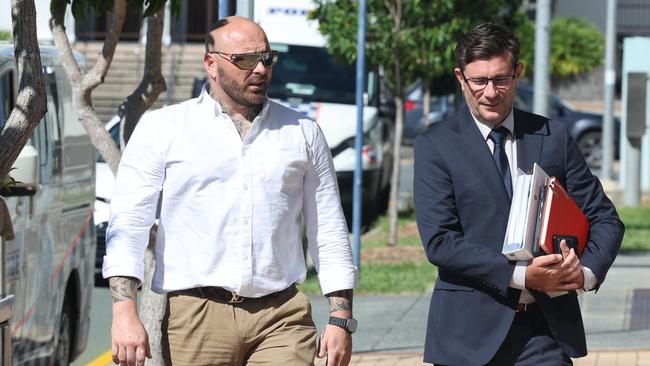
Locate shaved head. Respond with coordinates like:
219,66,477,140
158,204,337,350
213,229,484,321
205,16,268,54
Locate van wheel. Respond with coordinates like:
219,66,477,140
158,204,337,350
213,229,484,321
55,298,74,366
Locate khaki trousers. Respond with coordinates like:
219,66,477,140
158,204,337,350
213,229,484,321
161,285,317,366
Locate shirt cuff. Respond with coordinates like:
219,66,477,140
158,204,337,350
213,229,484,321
581,266,598,291
509,261,527,290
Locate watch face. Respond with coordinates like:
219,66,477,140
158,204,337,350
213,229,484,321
347,318,358,333
329,316,358,333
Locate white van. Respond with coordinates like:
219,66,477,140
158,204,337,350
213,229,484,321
254,0,395,222
0,43,95,365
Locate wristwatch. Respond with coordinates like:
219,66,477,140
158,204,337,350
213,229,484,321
328,316,358,334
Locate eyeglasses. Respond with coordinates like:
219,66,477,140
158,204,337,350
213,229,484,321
460,68,517,91
207,50,279,70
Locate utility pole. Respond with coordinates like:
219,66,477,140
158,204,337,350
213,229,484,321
236,0,254,19
352,0,367,270
602,0,617,181
533,0,551,117
219,0,230,18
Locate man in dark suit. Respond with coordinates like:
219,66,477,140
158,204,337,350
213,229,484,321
413,23,624,366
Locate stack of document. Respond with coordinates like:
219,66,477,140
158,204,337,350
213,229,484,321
501,163,589,261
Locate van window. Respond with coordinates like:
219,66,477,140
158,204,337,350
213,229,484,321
269,44,361,105
32,67,63,184
0,70,15,132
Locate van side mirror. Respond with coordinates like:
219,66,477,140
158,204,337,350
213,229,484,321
1,145,39,197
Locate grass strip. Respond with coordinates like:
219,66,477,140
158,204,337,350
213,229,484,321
298,207,649,295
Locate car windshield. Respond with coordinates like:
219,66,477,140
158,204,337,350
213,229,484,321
268,43,358,104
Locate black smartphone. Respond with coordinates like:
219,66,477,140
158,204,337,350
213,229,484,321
552,235,579,256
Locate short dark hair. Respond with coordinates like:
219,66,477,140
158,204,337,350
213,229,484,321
205,19,230,53
454,22,521,70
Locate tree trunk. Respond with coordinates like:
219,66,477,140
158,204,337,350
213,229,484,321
49,0,126,175
0,0,46,180
388,66,404,247
139,225,165,366
387,0,403,247
388,99,404,246
423,82,431,128
119,8,167,145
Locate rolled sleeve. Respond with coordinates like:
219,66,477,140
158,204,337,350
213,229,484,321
302,124,357,294
102,115,165,284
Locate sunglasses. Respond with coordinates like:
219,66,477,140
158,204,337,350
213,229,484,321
207,50,279,70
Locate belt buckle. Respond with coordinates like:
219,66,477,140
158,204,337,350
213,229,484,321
229,291,244,304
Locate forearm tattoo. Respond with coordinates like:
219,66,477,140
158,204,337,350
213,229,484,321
327,289,353,313
109,276,139,303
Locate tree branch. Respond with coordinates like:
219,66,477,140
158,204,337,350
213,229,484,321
0,0,47,180
49,0,126,174
81,0,128,91
49,0,82,84
119,6,167,145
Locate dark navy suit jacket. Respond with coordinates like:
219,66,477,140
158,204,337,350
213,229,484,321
413,107,624,365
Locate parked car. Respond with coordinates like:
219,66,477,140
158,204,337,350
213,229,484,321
514,84,620,169
403,83,460,145
403,82,619,169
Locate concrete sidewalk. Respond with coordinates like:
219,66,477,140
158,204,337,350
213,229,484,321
314,350,650,366
309,253,650,365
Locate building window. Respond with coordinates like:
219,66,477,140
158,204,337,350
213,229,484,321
75,6,143,41
171,0,236,43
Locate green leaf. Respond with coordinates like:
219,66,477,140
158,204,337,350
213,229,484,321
70,0,87,20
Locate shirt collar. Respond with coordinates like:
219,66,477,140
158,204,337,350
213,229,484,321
197,84,271,122
471,108,515,142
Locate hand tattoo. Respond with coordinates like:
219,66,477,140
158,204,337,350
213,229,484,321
109,276,139,303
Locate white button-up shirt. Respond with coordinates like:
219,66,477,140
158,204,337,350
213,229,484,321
103,90,357,297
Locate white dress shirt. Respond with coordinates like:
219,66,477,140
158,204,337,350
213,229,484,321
471,109,596,303
103,89,357,297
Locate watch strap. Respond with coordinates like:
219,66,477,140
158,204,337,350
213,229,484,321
328,316,348,329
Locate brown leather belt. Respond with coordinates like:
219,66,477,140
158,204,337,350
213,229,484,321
169,284,297,304
516,302,538,312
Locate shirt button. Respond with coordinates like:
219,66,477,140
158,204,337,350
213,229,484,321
243,184,248,190
243,219,249,226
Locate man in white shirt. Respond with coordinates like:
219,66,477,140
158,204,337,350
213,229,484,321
104,16,357,366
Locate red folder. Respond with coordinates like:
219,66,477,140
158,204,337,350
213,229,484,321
536,177,589,256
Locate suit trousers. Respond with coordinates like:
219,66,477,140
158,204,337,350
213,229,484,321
485,304,573,366
161,285,317,366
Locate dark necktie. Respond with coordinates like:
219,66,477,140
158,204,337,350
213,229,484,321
488,127,512,199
